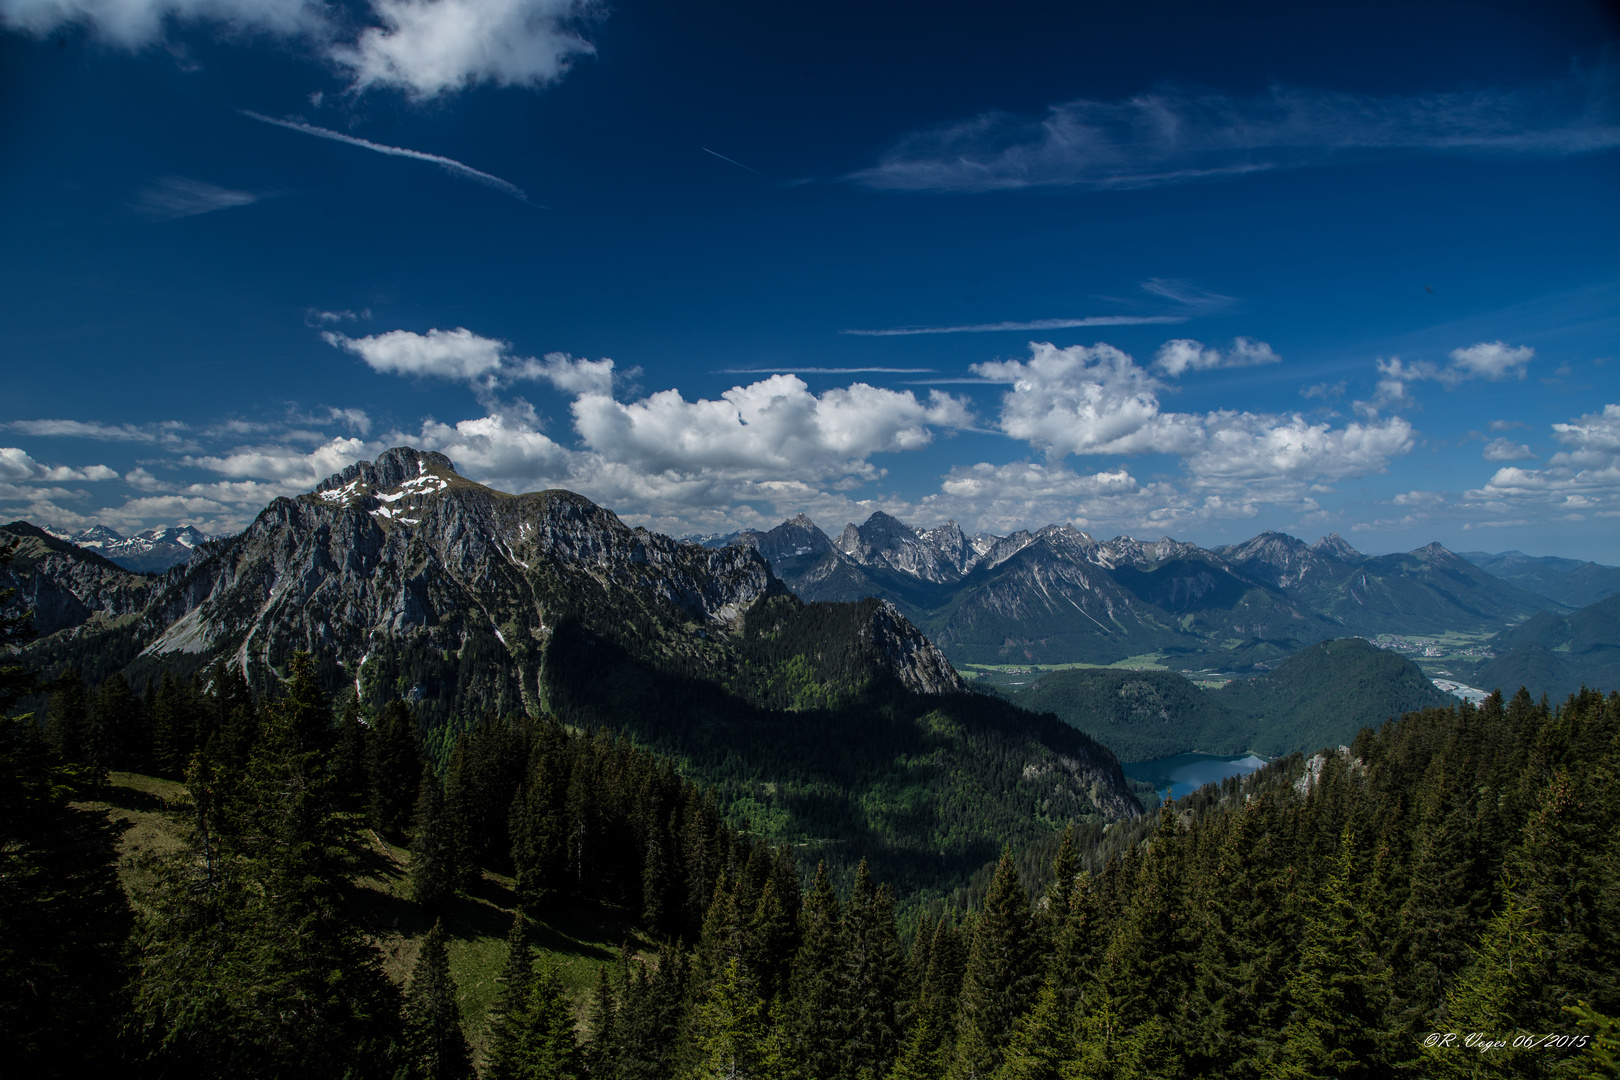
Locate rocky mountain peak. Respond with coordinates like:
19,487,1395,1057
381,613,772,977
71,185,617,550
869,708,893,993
1313,533,1362,562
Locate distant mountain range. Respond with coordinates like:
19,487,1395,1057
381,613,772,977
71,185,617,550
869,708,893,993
705,513,1555,670
44,523,216,573
1459,549,1620,609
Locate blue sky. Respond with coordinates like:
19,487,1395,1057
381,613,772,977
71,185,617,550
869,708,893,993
2,0,1618,561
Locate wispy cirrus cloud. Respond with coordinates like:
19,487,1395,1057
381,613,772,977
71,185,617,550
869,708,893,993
6,418,189,444
718,367,938,375
133,176,261,220
241,111,531,201
851,65,1620,193
840,314,1186,337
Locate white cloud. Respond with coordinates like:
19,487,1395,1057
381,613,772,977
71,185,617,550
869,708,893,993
1301,381,1346,400
570,374,973,480
1186,412,1414,490
974,342,1186,458
6,418,186,443
514,353,617,397
851,67,1620,193
331,0,597,99
132,176,258,220
1468,404,1620,514
0,0,324,47
1447,341,1534,381
1370,342,1536,406
1482,437,1533,462
327,327,508,382
1154,336,1281,377
0,447,120,483
184,436,379,483
0,447,40,481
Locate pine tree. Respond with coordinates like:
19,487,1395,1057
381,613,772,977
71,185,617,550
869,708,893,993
412,765,460,912
512,960,588,1080
586,963,620,1079
787,862,847,1080
1423,884,1548,1080
406,920,474,1080
1269,828,1392,1080
371,698,424,838
45,666,89,765
845,861,905,1080
485,911,536,1080
691,956,780,1080
0,711,135,1077
949,849,1042,1080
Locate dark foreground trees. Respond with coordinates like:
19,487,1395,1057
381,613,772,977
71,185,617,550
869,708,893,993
6,602,1617,1080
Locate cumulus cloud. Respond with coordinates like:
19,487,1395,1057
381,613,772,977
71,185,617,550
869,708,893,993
2,0,599,102
570,374,973,480
851,66,1620,193
1185,412,1414,491
1371,342,1536,403
1448,341,1535,381
327,327,508,382
331,0,598,99
1482,437,1533,462
1468,403,1620,517
0,446,121,483
974,342,1182,458
1153,336,1280,377
133,176,260,220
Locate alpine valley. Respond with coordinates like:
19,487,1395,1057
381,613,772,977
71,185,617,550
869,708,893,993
6,448,1620,1080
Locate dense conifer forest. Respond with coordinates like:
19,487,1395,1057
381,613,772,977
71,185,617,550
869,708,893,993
4,539,1620,1079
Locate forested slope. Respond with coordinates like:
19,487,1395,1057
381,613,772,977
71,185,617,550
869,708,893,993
998,638,1452,761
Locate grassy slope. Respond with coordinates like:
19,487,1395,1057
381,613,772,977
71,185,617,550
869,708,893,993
86,773,647,1069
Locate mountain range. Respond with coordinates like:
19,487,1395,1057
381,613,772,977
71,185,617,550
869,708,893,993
45,523,216,573
1459,549,1620,609
1,448,1140,897
709,512,1557,670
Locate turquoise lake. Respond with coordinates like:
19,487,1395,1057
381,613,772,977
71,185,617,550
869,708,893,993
1123,752,1269,803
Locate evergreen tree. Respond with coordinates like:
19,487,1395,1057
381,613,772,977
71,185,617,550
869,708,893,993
406,920,474,1080
411,765,460,912
787,862,847,1080
511,960,588,1080
691,956,781,1080
1269,828,1392,1080
949,849,1042,1080
136,651,408,1078
486,911,536,1080
372,698,425,838
0,712,135,1077
1423,884,1548,1080
845,861,905,1080
45,666,89,765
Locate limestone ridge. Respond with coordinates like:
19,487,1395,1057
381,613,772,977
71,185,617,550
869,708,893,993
8,447,967,710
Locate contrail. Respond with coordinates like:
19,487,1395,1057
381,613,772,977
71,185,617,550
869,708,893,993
841,315,1188,336
703,147,764,177
240,111,531,204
